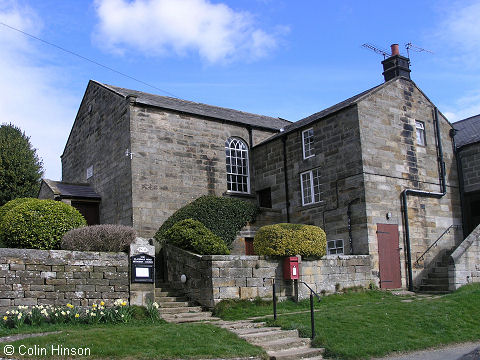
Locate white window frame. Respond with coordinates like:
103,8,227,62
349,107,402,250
302,128,315,159
225,137,250,194
415,121,426,146
300,168,321,206
327,239,344,255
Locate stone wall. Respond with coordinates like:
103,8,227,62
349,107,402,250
357,78,462,288
0,248,129,313
164,244,373,308
459,142,480,194
129,102,279,237
61,81,133,228
449,224,480,290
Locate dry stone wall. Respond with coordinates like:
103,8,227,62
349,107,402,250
0,248,129,313
164,244,373,308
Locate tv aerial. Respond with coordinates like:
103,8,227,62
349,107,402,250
405,42,433,59
361,43,391,59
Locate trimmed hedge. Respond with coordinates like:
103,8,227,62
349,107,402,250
0,199,86,250
61,224,137,252
164,219,230,255
154,195,258,248
0,197,34,224
253,223,326,257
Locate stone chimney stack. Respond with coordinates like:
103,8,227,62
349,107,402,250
381,43,411,82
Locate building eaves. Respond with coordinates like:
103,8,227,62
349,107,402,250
42,179,101,200
93,81,291,131
454,114,480,149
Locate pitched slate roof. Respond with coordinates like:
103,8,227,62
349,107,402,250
454,114,480,148
255,82,384,145
42,179,101,200
94,81,291,131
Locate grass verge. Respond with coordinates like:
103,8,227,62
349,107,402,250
0,320,265,359
215,284,480,359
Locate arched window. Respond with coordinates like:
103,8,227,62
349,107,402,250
225,137,250,193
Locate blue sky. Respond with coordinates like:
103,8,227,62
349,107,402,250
1,0,479,180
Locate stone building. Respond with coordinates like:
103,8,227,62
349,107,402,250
253,45,463,290
53,80,289,236
42,44,473,291
454,115,480,235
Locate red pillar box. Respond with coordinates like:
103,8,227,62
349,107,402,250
283,256,299,280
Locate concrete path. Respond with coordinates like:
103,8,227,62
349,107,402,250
373,341,480,360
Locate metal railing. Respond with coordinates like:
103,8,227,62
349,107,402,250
413,224,462,267
272,279,321,339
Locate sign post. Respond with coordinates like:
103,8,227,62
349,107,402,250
129,238,155,306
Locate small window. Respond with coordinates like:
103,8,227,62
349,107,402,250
86,165,93,179
302,128,314,159
415,121,426,146
327,239,344,255
225,137,250,194
245,238,255,255
300,168,321,206
257,188,272,208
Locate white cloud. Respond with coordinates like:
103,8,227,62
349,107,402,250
93,0,285,63
443,91,480,123
435,0,480,67
0,2,77,180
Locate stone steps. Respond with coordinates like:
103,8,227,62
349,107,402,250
417,251,452,295
155,285,220,323
219,320,324,360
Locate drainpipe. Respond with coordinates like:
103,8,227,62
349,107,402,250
347,198,360,254
401,107,447,291
451,129,467,238
282,136,290,223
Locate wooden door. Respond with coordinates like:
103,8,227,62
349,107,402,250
71,201,100,225
377,224,402,289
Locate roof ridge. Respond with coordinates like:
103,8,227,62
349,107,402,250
98,81,292,123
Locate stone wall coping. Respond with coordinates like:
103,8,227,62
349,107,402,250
0,247,128,260
450,224,480,264
163,244,369,262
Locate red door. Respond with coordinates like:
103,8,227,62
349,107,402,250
377,224,402,289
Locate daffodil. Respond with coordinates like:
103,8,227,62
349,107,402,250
100,301,105,306
75,314,80,318
66,303,74,309
3,316,7,321
92,304,97,308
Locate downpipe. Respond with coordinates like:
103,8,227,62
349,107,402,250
401,107,447,291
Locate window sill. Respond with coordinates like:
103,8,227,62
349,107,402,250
224,191,256,199
298,201,325,210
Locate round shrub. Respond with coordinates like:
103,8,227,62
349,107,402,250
164,219,230,255
0,199,86,250
154,195,258,248
0,197,34,223
61,224,136,252
253,223,326,257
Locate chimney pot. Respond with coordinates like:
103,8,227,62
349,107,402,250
391,44,400,56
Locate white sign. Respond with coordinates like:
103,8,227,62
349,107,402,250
292,266,297,276
135,267,149,278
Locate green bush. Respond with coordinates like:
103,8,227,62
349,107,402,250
154,195,258,248
61,224,136,252
0,199,86,250
0,197,34,223
253,223,326,257
164,219,230,255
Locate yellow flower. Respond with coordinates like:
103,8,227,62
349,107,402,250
100,301,105,306
3,316,7,321
75,314,80,318
121,301,127,306
92,304,97,308
66,303,74,309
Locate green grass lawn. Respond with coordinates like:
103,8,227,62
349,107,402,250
0,321,265,359
215,284,480,359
